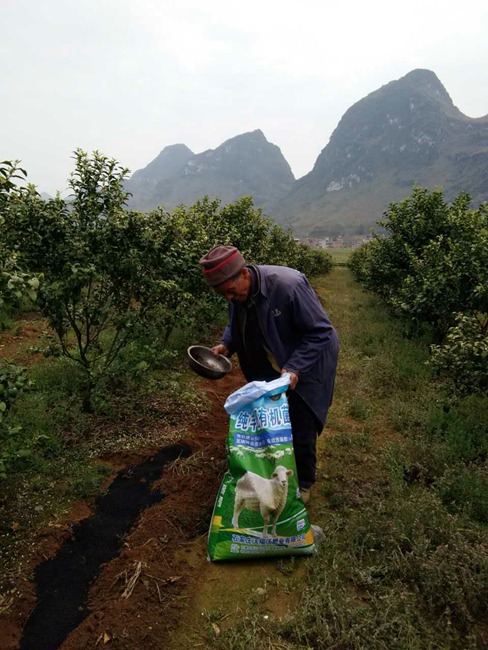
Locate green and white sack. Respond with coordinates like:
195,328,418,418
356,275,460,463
208,375,315,561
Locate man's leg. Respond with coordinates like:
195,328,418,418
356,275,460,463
287,391,319,489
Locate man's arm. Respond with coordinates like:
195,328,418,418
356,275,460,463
283,276,336,377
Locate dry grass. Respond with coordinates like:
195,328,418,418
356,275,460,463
0,593,14,614
169,450,225,476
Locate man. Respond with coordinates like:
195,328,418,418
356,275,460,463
199,244,339,504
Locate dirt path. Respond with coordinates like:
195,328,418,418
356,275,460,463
3,367,317,650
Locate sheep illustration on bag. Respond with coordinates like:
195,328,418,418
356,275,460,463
207,375,315,561
232,465,293,537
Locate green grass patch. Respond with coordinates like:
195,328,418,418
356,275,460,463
279,491,487,650
327,247,354,265
211,267,488,649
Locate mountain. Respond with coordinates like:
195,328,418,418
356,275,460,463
276,69,488,236
125,144,194,207
126,130,295,213
125,71,488,236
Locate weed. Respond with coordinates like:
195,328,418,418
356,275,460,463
278,491,486,649
427,395,488,464
437,464,488,524
69,464,111,499
205,607,226,623
328,432,373,451
348,396,372,421
382,441,407,490
389,393,433,435
276,557,296,576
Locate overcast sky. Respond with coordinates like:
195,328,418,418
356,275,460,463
2,0,487,195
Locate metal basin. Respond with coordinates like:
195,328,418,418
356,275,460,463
187,345,232,380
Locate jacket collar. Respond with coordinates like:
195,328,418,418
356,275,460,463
248,265,260,301
248,264,268,300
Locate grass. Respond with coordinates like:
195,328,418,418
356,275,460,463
208,267,488,650
327,248,354,265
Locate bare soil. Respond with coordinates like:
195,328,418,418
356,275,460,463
0,314,48,365
1,365,316,650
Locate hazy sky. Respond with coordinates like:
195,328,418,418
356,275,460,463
2,0,487,195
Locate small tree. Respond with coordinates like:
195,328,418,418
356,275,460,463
0,162,41,324
3,151,192,410
0,162,39,476
350,187,455,303
392,201,488,337
349,188,486,336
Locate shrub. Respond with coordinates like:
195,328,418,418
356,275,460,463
3,152,197,410
392,204,488,337
429,313,488,397
0,362,35,478
0,162,41,325
348,189,487,339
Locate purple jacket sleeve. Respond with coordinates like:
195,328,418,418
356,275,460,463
221,324,235,355
282,276,336,377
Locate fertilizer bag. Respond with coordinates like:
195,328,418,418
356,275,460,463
208,375,315,561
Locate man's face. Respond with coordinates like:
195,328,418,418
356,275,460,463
214,269,251,302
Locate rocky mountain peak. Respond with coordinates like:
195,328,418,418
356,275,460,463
130,144,194,184
275,69,488,236
127,130,294,213
397,68,456,104
305,68,469,184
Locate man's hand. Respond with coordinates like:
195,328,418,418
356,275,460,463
282,368,298,390
212,344,230,357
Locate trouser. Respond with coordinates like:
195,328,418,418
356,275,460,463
287,390,320,489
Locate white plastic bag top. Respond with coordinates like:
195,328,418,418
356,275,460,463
224,374,291,415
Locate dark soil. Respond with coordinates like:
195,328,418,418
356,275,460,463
19,444,192,650
1,370,244,650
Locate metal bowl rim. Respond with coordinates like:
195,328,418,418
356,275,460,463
187,345,232,374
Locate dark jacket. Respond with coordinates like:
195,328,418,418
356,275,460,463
221,265,339,429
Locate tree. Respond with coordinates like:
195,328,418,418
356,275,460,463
392,203,488,337
349,186,487,397
351,187,455,304
349,188,486,336
0,162,40,324
3,151,192,410
0,162,39,477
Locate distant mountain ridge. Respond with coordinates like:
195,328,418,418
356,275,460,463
126,130,295,213
276,69,488,235
125,70,488,236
